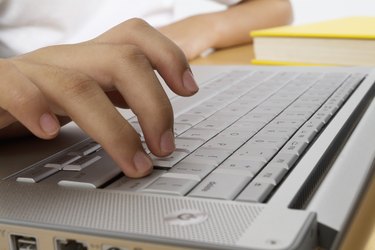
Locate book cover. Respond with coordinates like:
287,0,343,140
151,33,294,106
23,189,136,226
250,16,375,66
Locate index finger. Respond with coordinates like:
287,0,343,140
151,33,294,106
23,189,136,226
14,61,153,178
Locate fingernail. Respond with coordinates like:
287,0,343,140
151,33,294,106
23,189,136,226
133,151,153,173
40,113,59,135
160,129,175,154
183,69,199,93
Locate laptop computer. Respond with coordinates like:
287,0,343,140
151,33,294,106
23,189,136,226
1,65,374,250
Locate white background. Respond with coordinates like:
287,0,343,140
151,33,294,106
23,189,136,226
181,0,375,25
291,0,375,24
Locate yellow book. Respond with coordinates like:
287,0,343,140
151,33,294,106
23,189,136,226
250,16,375,66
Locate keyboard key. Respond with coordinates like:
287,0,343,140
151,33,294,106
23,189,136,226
303,119,325,133
171,81,225,116
168,161,216,180
63,154,102,171
151,150,188,169
130,122,143,136
257,126,295,139
183,148,232,166
53,154,121,188
185,106,216,118
293,127,317,143
312,110,333,124
217,159,264,177
179,128,218,141
44,154,81,169
282,139,309,156
174,138,204,153
232,147,278,163
69,141,101,156
199,100,227,111
188,172,251,200
22,69,364,205
141,142,151,154
194,117,232,131
278,111,312,122
217,127,255,143
236,181,274,203
269,119,303,130
246,136,286,150
254,165,288,185
214,105,250,117
106,170,166,191
142,177,198,196
17,166,59,183
174,123,191,136
174,114,205,126
203,136,244,151
270,153,299,170
229,120,265,133
241,113,275,123
319,104,339,116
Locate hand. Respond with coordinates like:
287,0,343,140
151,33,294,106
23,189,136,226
0,18,199,178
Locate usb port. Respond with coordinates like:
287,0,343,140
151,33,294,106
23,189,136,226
10,234,37,250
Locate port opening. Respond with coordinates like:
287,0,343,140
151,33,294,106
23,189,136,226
55,239,88,250
10,234,38,250
102,245,128,250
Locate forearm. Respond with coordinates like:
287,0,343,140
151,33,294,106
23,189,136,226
159,0,292,59
207,0,293,49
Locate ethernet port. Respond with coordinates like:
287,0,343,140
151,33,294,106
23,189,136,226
10,234,38,250
55,239,88,250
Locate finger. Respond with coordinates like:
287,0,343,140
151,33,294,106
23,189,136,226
0,60,60,139
61,44,176,156
14,61,153,178
22,44,177,157
94,18,199,96
104,45,176,156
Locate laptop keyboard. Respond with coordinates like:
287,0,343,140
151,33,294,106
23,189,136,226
15,70,365,203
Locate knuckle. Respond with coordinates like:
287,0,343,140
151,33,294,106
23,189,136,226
122,45,147,62
0,60,43,114
162,47,182,68
149,98,173,124
0,59,17,76
60,72,97,99
124,18,150,30
160,99,174,121
112,45,150,70
6,88,40,114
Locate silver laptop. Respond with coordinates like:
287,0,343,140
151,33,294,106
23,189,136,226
1,65,375,250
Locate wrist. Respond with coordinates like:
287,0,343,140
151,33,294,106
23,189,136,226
186,13,222,50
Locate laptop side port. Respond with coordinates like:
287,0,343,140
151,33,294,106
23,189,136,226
102,245,128,250
55,239,88,250
10,234,38,250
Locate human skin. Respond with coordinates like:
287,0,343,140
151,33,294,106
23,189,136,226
0,18,198,178
159,0,293,60
0,0,293,178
